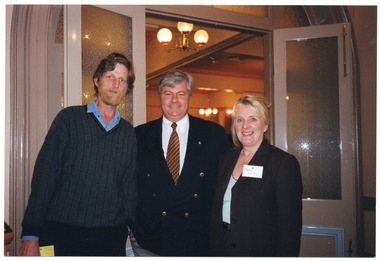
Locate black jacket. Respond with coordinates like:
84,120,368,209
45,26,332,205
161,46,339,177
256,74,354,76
209,139,303,256
132,114,230,256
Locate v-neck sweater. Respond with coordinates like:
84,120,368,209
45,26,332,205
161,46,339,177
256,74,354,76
22,105,137,237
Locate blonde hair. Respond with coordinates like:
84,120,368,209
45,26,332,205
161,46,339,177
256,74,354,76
231,95,271,147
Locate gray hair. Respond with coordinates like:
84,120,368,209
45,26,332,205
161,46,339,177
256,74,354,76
158,70,193,96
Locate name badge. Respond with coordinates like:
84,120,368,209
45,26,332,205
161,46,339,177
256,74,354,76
40,245,54,256
242,165,263,179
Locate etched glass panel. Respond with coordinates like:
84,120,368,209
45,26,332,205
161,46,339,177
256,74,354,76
81,5,133,123
286,37,341,200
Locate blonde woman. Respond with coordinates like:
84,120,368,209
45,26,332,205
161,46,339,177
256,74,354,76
209,95,303,257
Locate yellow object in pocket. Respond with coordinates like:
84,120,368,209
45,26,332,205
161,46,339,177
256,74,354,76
39,245,54,256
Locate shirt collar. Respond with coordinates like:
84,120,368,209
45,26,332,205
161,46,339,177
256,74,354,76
87,99,121,131
162,114,189,133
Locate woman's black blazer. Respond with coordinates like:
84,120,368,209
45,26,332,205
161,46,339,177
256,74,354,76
209,139,303,257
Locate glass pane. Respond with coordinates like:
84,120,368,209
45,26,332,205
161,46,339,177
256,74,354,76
286,37,341,200
81,5,133,123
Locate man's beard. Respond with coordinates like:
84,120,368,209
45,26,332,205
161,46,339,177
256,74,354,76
99,89,126,106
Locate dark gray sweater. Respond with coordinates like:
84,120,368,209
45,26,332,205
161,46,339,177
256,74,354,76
22,105,137,237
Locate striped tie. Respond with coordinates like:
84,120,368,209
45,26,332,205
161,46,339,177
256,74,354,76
167,122,180,185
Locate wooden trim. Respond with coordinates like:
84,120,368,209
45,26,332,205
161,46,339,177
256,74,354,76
145,5,277,31
302,226,345,257
181,67,264,80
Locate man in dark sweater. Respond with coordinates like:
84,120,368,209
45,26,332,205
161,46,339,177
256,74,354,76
18,53,137,256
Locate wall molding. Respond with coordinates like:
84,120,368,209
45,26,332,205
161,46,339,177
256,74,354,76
9,5,51,255
302,225,345,257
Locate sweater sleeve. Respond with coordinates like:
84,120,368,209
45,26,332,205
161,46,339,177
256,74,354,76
21,110,70,237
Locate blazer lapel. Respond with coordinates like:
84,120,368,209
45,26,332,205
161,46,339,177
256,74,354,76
177,115,202,186
220,148,241,193
146,118,165,156
235,139,271,185
151,117,186,187
248,139,271,167
145,118,176,184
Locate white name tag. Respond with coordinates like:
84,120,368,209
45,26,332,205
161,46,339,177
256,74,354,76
242,165,263,178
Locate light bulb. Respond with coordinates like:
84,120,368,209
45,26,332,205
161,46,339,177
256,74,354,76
177,22,193,34
157,28,172,45
194,30,209,46
205,108,212,116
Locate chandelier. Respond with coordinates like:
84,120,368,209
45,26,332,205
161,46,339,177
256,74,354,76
157,21,209,51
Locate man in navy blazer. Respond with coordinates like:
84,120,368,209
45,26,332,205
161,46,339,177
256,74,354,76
131,70,230,256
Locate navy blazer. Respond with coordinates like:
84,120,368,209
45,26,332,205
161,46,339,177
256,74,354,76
132,114,230,256
209,139,303,256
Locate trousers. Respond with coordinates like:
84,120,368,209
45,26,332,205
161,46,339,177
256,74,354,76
39,222,128,256
129,233,159,256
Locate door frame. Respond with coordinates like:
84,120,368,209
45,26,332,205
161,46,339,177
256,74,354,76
273,23,357,257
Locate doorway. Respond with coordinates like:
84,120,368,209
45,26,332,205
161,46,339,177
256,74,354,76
145,15,266,135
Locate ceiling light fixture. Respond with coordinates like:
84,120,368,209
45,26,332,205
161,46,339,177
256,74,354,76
199,108,218,116
157,21,209,51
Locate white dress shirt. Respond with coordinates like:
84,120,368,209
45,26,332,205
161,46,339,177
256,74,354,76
162,114,189,175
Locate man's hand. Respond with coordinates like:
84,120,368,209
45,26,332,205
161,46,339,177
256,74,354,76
17,240,40,256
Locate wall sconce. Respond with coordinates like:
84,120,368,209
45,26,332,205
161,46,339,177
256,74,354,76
157,21,209,51
199,108,218,116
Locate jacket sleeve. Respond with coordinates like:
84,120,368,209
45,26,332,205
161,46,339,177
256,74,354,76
274,154,303,256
